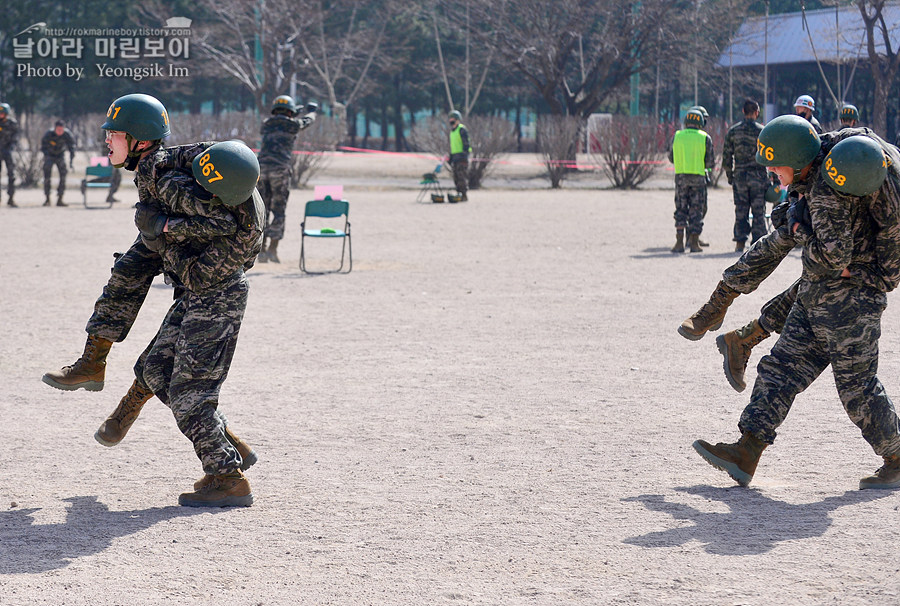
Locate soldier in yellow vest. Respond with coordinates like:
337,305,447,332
668,109,715,252
447,110,472,202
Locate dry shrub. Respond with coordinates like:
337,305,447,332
291,115,343,188
536,115,581,189
590,116,664,189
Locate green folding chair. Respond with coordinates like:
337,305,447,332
300,197,352,274
81,158,114,209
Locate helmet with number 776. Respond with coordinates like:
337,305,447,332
756,114,821,169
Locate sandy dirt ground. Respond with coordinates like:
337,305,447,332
1,153,900,605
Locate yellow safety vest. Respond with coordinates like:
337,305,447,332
672,128,708,175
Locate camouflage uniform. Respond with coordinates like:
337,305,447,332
257,114,313,240
737,131,900,458
0,116,19,200
668,129,714,236
85,143,215,344
723,118,769,245
133,167,264,476
41,127,76,199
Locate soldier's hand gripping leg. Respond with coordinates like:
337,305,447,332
678,280,740,341
94,379,154,446
42,334,113,391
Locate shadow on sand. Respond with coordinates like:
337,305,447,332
622,485,889,556
0,495,216,573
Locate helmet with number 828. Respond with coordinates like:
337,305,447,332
822,135,887,197
756,114,821,169
191,140,260,207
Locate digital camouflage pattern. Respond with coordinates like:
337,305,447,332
41,128,75,158
733,128,900,458
0,116,19,197
137,277,249,475
724,118,769,244
135,167,264,475
257,113,314,239
85,143,216,342
672,174,707,235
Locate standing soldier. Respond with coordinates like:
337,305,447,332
840,104,860,128
723,100,768,252
41,120,76,207
794,94,823,133
256,94,316,263
447,110,472,202
0,103,19,207
668,109,714,253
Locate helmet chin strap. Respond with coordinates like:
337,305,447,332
118,134,160,170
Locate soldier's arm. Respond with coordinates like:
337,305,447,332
155,169,237,240
66,132,76,155
40,132,51,154
704,134,715,170
297,112,316,131
667,136,674,164
722,131,734,181
796,187,853,275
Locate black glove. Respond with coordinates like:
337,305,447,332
134,203,169,238
787,196,812,233
141,234,162,252
726,174,733,186
193,182,214,201
770,199,790,229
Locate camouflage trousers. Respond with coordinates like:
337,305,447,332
43,155,68,198
451,159,468,194
259,166,291,240
135,274,248,475
0,149,14,197
86,236,163,343
731,174,768,244
673,174,707,235
739,280,900,457
721,224,799,333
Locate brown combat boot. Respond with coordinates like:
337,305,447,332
179,470,253,508
693,432,768,487
267,238,280,263
94,379,155,446
671,229,685,253
859,455,900,490
735,240,745,252
42,335,114,391
678,280,740,341
193,427,259,489
716,319,771,392
688,233,702,253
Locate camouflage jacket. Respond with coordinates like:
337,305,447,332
257,113,315,170
41,128,76,158
722,118,767,182
792,128,900,293
0,117,20,151
135,142,258,294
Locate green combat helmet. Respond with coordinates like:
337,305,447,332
764,183,784,203
271,95,296,115
690,105,709,126
101,93,171,169
684,109,704,129
822,135,887,197
191,140,260,207
756,114,821,170
448,110,462,121
0,102,10,117
840,104,860,123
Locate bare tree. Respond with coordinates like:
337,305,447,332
474,0,690,120
857,0,900,136
590,116,663,189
